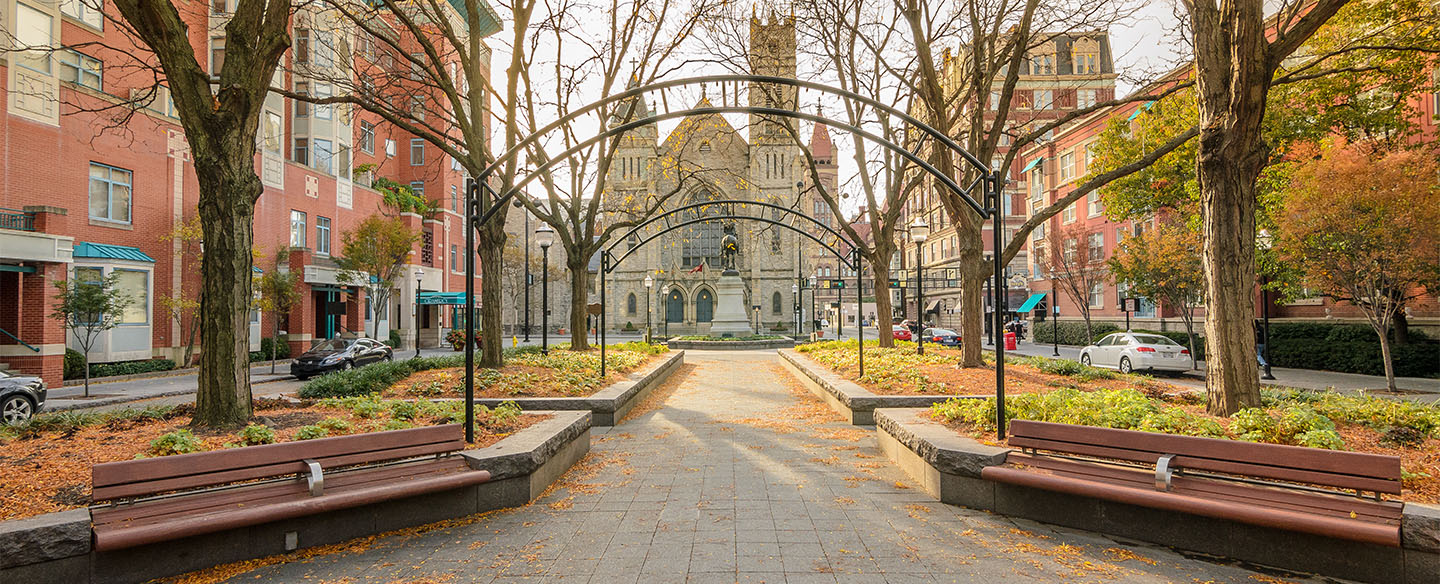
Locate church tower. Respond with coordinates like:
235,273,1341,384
747,8,801,211
606,74,659,222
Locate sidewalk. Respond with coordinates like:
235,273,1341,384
992,339,1440,398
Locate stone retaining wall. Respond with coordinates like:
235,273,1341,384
666,338,796,350
455,349,684,426
0,411,593,584
873,407,1440,584
777,349,976,424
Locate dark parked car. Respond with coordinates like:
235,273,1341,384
1,370,46,424
922,328,961,347
291,337,394,380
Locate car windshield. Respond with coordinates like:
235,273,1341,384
1133,335,1179,346
311,338,353,352
927,329,957,336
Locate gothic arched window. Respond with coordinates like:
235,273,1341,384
771,291,782,315
696,289,714,322
682,189,725,268
626,293,637,315
666,289,684,323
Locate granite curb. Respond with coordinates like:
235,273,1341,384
777,348,980,424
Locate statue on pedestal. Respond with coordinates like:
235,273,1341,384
720,224,739,275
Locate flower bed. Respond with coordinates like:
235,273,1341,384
929,388,1440,502
672,335,789,341
795,339,1177,396
0,397,546,521
358,342,669,400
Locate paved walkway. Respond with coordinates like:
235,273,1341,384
187,350,1317,584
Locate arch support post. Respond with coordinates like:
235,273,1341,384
855,249,865,378
601,253,609,377
990,171,1009,441
464,180,479,444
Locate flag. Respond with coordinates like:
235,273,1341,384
689,263,704,274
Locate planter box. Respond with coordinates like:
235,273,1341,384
874,408,1440,584
462,349,683,426
0,411,593,584
778,349,982,425
667,338,796,350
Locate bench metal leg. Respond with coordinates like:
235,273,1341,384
1155,454,1177,492
303,459,325,497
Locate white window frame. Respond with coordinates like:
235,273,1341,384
62,0,104,29
1077,88,1097,109
1087,232,1104,261
1088,191,1102,217
1058,151,1074,182
1036,89,1054,110
88,162,133,224
410,139,425,166
1088,282,1104,309
313,138,334,174
359,121,375,153
315,216,331,256
290,210,307,248
314,83,332,119
15,3,54,74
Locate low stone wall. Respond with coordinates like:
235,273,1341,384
461,349,684,426
778,349,977,425
874,408,1440,584
667,338,796,350
0,411,593,584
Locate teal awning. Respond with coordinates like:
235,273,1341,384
1127,101,1156,122
252,266,264,274
418,292,469,305
1016,292,1046,313
1020,157,1043,174
73,242,155,263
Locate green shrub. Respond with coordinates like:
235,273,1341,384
85,359,177,378
250,337,291,363
238,424,276,446
63,349,85,380
296,425,329,440
389,329,404,349
1010,355,1117,382
1230,405,1344,449
1266,323,1439,377
298,360,416,399
383,419,414,431
316,417,352,433
1031,321,1122,346
146,429,204,457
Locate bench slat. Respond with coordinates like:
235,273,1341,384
981,464,1401,547
92,425,464,502
1007,453,1402,523
93,463,491,552
1007,420,1402,493
92,459,464,527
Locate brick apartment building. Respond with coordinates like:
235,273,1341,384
1016,67,1440,333
896,31,1119,331
0,0,500,386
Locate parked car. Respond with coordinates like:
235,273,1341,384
291,337,394,380
1080,332,1191,374
0,370,46,424
892,325,912,341
921,328,961,347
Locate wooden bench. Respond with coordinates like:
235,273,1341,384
90,424,490,552
981,420,1404,547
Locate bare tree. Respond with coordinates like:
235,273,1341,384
1037,222,1108,341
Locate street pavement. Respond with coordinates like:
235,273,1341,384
186,349,1314,583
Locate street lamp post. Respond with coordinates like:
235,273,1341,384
984,262,994,346
1257,230,1276,380
522,202,531,342
536,224,554,355
810,270,818,337
794,281,806,333
644,274,654,343
911,218,929,355
413,267,425,359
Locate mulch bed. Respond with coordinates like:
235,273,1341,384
382,353,665,399
0,400,546,521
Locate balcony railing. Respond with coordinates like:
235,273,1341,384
0,208,35,232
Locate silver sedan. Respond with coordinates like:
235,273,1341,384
1080,332,1192,374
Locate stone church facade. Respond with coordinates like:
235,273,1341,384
602,13,838,336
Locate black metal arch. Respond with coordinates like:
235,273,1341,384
477,104,987,228
603,200,858,268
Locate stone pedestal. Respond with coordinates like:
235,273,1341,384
709,272,753,337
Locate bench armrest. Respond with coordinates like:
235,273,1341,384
1156,454,1177,492
304,459,324,497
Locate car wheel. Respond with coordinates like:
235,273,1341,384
341,360,354,371
1080,354,1092,367
1119,357,1133,374
383,354,393,362
2,395,35,424
295,375,309,381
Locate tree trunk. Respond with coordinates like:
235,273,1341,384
869,260,894,348
83,356,91,398
183,314,198,367
1178,305,1199,370
958,261,986,367
477,224,506,368
1377,325,1398,392
1393,310,1410,345
192,161,260,428
567,255,590,350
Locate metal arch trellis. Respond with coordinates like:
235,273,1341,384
594,200,864,384
462,75,1015,445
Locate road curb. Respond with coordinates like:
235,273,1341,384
45,375,296,412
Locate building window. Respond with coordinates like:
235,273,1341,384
210,37,225,78
411,95,426,121
58,50,102,90
293,138,309,165
315,83,332,119
451,186,459,211
410,139,425,165
1058,151,1074,182
410,181,425,199
1075,53,1098,74
1062,204,1076,224
1063,238,1077,263
772,291,782,315
627,293,637,315
1036,90,1054,110
1088,192,1102,217
420,229,434,266
315,216,331,256
263,111,282,154
1077,89,1097,109
450,244,458,272
314,31,334,69
63,0,104,29
290,210,307,247
294,81,309,117
294,28,309,63
1087,232,1104,261
1088,282,1104,309
88,163,132,224
313,138,333,174
359,121,375,153
114,269,148,324
15,3,54,73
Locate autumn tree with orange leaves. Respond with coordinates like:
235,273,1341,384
1273,146,1440,392
1107,221,1205,369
